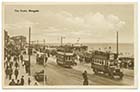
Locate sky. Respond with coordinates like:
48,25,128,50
3,3,135,43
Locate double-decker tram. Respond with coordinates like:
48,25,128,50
56,46,76,68
91,50,124,79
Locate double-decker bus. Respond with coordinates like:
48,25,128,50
56,46,76,68
91,50,124,79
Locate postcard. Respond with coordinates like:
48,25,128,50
2,2,137,88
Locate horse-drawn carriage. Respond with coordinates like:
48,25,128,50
34,70,47,82
36,52,48,65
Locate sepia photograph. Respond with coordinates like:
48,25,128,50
2,2,137,88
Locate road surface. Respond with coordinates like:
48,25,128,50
29,55,134,86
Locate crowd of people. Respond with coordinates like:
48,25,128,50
4,51,38,86
4,53,24,86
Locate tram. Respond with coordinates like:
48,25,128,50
91,50,124,79
56,46,76,68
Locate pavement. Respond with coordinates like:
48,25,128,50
4,55,40,86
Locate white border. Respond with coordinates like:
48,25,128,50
0,0,140,92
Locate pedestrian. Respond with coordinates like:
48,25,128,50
7,55,11,62
25,63,29,73
15,61,19,68
34,82,38,86
9,61,13,68
4,61,8,68
9,67,13,80
14,68,19,80
17,54,20,62
22,60,25,66
20,54,23,63
16,80,20,86
45,54,48,64
82,70,88,80
9,79,16,86
20,75,24,86
83,78,89,85
82,70,89,85
28,77,31,85
5,66,9,79
36,54,39,64
14,56,17,62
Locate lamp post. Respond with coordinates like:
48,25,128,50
28,27,31,76
116,31,119,58
61,36,65,46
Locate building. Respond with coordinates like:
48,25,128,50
4,30,10,58
10,35,27,50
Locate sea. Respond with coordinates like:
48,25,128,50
46,43,134,57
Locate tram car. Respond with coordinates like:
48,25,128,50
91,51,124,79
56,46,76,68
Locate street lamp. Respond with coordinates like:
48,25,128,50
43,39,46,85
28,27,31,76
61,36,65,46
116,31,119,58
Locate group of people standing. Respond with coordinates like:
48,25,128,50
4,53,26,86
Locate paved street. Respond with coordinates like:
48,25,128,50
29,55,134,86
4,54,134,86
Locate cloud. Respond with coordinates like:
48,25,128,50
5,10,126,43
52,11,126,38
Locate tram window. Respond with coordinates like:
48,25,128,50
103,60,105,65
97,59,100,64
101,60,103,64
95,59,97,63
66,57,68,60
99,60,101,64
102,60,103,65
98,59,100,64
68,56,71,60
69,56,71,60
66,56,71,60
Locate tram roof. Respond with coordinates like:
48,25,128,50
57,51,74,56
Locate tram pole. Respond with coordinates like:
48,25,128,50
44,56,45,85
28,27,31,76
43,39,46,85
61,36,62,46
61,36,65,46
116,31,119,58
